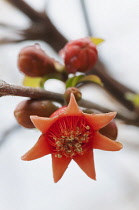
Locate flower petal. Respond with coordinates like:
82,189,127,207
73,150,96,180
64,93,82,116
93,131,123,151
21,134,51,161
52,154,71,183
84,112,116,130
30,115,58,133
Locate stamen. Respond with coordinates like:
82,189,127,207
47,116,93,158
86,126,90,130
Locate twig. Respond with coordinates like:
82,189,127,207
6,0,67,51
6,0,46,22
80,0,92,36
0,38,26,44
0,80,138,126
0,80,64,103
92,64,135,111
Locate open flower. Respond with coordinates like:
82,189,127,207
22,94,123,182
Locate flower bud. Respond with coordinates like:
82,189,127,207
60,38,98,74
64,87,82,104
14,99,58,128
100,120,118,140
18,44,56,77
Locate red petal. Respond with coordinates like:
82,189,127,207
21,134,51,161
93,131,123,151
84,112,116,130
73,150,96,180
52,154,71,183
64,93,82,116
30,115,58,133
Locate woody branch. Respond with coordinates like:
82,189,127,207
0,80,138,126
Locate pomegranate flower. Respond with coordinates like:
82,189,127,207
22,94,122,182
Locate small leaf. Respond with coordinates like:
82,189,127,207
66,75,84,88
23,72,65,88
77,75,103,86
90,37,104,45
23,76,45,88
125,92,139,107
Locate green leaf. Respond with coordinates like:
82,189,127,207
76,75,103,86
66,75,84,88
125,92,139,107
90,37,104,45
23,76,45,88
23,72,65,88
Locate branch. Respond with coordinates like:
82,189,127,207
92,61,135,111
80,0,92,36
0,80,64,103
6,0,67,51
0,80,138,126
6,0,45,22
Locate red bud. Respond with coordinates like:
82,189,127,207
18,44,56,77
14,99,58,128
60,38,98,74
100,120,118,140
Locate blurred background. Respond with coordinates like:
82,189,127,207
0,0,139,209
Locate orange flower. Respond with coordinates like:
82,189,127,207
22,94,123,182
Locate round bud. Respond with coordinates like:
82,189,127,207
60,37,98,74
64,87,82,104
100,120,118,140
18,44,56,77
14,99,58,128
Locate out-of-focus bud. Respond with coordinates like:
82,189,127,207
14,99,58,128
18,44,56,77
60,37,98,74
64,87,82,104
100,120,118,140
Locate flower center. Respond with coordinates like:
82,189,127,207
47,116,93,158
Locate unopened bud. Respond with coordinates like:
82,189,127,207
64,87,82,104
18,44,56,77
100,120,118,140
14,99,58,128
60,37,98,74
